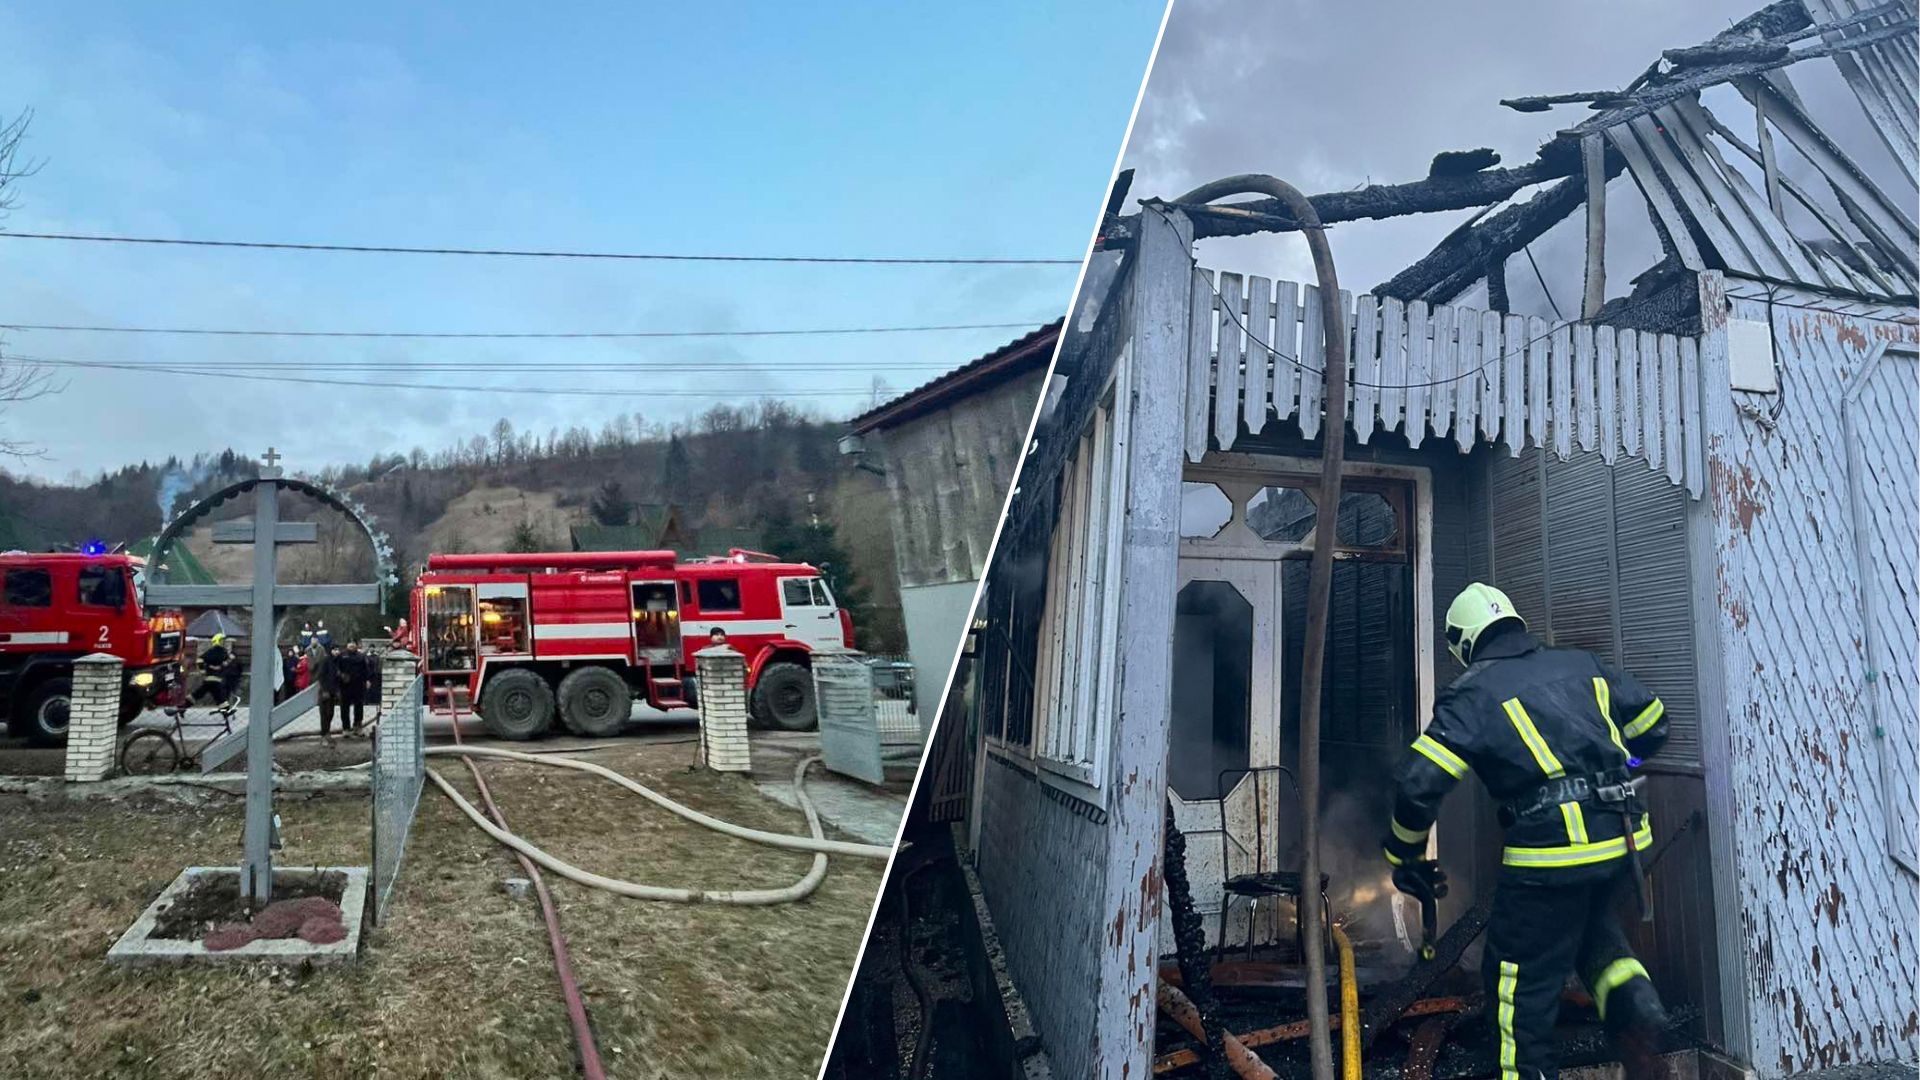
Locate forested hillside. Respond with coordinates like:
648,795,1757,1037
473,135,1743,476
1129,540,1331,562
0,401,905,651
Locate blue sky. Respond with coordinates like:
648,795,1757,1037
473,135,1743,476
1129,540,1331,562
0,1,1165,479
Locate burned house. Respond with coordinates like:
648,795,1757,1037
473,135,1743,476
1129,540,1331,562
950,4,1917,1078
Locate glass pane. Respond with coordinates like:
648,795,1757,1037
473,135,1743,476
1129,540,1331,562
1336,491,1398,547
1168,579,1253,800
782,578,813,606
1180,482,1233,539
697,578,742,611
1248,485,1317,542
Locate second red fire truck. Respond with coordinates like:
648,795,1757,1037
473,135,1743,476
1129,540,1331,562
0,551,186,745
409,548,852,739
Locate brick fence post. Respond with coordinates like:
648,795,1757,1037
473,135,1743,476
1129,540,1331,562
379,649,418,721
64,653,124,782
694,646,752,773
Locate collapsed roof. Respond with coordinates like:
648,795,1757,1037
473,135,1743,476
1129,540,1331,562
1143,0,1917,312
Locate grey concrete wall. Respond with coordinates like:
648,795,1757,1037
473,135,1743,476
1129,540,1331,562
899,578,977,723
871,368,1046,589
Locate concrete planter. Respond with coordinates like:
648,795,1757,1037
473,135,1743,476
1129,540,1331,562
107,865,368,967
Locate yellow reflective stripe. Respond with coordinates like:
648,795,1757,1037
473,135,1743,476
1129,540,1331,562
1623,699,1666,739
1391,817,1429,845
1497,960,1520,1080
1382,846,1405,867
1594,677,1629,761
1560,801,1590,845
1503,698,1565,777
1504,820,1655,868
1412,733,1469,779
1593,957,1650,1020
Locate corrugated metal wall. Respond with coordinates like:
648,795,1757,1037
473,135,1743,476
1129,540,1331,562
1482,443,1721,1043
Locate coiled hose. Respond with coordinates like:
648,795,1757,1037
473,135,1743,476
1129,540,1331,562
422,745,891,905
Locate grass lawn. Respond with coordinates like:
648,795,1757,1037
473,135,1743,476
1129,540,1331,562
0,742,881,1079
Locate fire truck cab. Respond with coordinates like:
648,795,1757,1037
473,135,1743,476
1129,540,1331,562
0,552,186,745
410,549,852,739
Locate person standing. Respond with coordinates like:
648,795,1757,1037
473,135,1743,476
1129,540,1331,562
314,643,342,743
338,641,370,736
1382,583,1670,1080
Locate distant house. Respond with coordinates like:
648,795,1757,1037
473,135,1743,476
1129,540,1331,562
844,319,1060,729
568,508,761,560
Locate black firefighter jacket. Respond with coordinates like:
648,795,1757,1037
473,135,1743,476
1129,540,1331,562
1383,627,1671,884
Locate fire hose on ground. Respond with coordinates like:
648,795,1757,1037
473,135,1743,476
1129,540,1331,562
421,745,893,904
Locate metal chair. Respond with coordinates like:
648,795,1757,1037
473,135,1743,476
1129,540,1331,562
1214,764,1330,963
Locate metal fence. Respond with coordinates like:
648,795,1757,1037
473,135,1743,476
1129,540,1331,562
370,674,425,925
866,653,924,747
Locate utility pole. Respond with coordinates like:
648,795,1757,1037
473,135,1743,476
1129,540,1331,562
1172,175,1349,1080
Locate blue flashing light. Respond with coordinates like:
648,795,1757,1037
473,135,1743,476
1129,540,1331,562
81,540,108,556
1627,756,1643,769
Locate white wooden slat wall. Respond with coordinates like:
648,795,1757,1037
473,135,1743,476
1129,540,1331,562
1183,268,1710,497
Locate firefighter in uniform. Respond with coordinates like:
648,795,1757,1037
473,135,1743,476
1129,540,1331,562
193,632,236,706
1382,583,1670,1080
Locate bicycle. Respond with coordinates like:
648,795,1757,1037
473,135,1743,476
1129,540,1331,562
119,677,241,775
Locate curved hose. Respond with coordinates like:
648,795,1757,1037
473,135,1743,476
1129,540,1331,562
423,744,892,861
1170,174,1347,1080
425,753,837,905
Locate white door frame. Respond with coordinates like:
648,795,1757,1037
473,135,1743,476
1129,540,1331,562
1179,451,1436,872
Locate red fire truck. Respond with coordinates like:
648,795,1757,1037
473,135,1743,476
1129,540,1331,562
0,552,187,745
409,548,853,739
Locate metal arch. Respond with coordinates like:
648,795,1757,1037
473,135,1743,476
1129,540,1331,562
145,474,397,600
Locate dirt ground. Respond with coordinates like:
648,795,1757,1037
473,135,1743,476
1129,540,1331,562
0,741,883,1079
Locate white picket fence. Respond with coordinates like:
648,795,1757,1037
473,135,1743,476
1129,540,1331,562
1186,268,1707,498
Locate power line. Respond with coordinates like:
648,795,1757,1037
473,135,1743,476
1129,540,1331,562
7,351,953,374
0,230,1081,265
0,319,1049,341
17,355,897,398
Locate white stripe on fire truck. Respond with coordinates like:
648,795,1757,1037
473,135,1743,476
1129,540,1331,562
531,622,630,641
0,631,70,645
527,617,803,642
689,618,790,636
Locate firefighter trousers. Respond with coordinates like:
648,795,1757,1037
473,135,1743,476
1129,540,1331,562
1482,861,1664,1080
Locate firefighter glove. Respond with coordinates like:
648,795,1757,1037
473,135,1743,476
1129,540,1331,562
1391,859,1448,902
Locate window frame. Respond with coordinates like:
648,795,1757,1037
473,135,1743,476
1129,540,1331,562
76,565,127,609
1027,356,1130,794
696,577,743,613
3,568,54,609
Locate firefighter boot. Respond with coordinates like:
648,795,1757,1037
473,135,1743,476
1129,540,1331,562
1603,974,1668,1080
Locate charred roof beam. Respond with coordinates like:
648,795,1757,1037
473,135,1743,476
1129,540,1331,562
1167,153,1578,241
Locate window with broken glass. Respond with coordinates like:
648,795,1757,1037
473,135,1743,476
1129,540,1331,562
1028,361,1129,790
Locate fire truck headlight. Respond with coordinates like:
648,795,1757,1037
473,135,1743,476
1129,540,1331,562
131,672,155,688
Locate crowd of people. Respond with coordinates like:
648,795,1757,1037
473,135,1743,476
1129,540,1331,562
277,621,375,744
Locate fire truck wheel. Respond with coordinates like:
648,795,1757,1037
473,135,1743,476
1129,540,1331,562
477,669,555,741
19,677,74,747
557,666,632,738
118,691,146,726
752,663,817,732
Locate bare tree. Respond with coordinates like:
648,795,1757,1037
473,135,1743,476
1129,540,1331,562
0,110,51,458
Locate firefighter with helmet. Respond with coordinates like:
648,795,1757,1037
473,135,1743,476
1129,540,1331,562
193,632,238,706
1382,583,1671,1080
